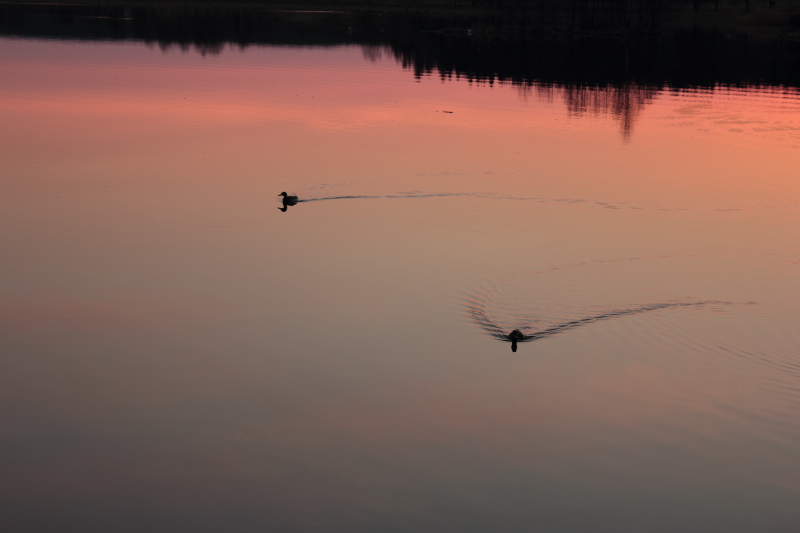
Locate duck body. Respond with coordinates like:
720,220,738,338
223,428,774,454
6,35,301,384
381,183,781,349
279,192,299,210
508,329,525,341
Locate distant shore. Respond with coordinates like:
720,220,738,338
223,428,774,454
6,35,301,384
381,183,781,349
3,0,800,39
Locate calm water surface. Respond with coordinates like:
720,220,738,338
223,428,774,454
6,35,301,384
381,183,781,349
1,38,799,532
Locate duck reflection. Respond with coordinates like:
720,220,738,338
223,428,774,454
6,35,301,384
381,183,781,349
278,192,298,212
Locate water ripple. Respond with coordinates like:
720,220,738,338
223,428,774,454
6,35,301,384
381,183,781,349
465,298,728,344
461,255,735,347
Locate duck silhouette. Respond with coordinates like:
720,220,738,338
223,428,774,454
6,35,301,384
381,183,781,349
278,192,299,212
507,329,526,352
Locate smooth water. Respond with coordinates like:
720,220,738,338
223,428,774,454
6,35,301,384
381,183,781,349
1,37,799,532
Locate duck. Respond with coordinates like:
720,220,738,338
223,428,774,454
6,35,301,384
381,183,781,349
507,329,525,352
278,192,298,212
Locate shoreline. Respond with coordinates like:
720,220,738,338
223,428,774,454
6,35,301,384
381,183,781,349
1,0,799,39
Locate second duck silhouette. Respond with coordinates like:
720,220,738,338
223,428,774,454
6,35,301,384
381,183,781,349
508,329,526,352
278,192,299,212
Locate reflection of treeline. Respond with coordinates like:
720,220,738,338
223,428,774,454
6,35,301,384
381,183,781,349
560,84,659,140
3,1,797,136
373,26,800,88
370,27,797,136
470,0,662,33
1,2,798,88
0,0,800,87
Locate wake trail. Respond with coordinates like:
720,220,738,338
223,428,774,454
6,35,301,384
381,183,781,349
297,192,475,202
465,300,730,343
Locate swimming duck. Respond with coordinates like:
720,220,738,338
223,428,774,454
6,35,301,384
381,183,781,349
508,329,525,352
278,192,299,211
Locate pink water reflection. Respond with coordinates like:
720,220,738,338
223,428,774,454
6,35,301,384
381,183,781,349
1,38,799,532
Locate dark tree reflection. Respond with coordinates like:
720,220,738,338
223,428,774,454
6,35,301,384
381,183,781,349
561,83,660,140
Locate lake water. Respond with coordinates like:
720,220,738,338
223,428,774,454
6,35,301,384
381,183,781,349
1,35,799,532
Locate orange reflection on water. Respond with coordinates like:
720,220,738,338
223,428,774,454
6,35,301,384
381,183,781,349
3,43,799,216
1,38,800,531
